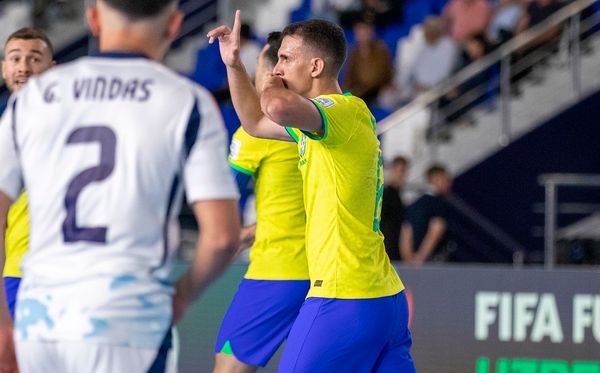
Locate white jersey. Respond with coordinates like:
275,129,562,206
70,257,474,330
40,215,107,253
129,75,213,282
0,52,238,348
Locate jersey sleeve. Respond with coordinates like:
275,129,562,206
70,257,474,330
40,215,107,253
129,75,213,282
183,88,239,203
302,95,362,147
284,127,301,143
228,127,266,176
0,96,24,201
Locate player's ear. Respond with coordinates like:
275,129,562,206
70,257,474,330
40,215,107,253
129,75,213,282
86,6,100,37
166,10,184,41
310,57,325,78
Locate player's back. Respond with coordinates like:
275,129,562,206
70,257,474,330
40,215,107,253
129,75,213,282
5,52,230,347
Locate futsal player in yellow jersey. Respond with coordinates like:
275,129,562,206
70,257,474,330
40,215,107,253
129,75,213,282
214,33,309,373
1,28,55,321
209,12,415,372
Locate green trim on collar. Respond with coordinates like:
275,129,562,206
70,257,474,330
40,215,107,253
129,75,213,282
285,127,299,143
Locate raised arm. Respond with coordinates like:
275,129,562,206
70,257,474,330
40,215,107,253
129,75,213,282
260,75,323,134
207,10,291,141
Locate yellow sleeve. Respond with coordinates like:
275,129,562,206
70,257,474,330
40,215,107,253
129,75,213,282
4,192,29,278
304,95,363,147
228,127,267,175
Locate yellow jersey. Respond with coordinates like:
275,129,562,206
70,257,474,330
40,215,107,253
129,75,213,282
229,127,308,280
285,93,404,299
3,192,29,278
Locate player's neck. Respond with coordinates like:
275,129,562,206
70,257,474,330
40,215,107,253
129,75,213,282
98,29,166,61
307,78,342,99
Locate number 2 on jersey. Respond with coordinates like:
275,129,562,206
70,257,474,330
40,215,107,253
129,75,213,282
62,126,116,243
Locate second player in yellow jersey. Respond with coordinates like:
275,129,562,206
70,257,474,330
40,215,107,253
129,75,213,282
229,128,308,280
4,193,28,279
213,32,310,371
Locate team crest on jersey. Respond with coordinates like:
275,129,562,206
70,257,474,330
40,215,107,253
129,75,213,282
229,138,241,160
300,134,307,157
314,97,335,108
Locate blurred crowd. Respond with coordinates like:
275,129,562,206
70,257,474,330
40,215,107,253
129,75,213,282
189,0,575,138
0,0,79,29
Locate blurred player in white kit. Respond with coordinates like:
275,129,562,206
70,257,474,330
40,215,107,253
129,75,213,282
0,0,240,372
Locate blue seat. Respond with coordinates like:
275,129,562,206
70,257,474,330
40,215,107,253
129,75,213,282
219,103,241,144
431,0,450,14
403,0,434,29
189,42,227,92
290,0,312,23
369,105,392,122
381,24,410,58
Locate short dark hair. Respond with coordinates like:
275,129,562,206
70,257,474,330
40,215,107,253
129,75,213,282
240,23,252,40
263,32,282,67
391,156,408,168
281,19,346,77
102,0,176,19
4,27,54,56
426,164,448,180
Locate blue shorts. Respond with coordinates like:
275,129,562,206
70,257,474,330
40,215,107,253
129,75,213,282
215,279,310,367
3,277,21,320
278,291,415,373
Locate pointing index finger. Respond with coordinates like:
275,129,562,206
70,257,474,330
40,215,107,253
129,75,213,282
231,9,241,37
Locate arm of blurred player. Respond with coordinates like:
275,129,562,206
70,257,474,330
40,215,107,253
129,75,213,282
0,192,18,373
171,199,240,324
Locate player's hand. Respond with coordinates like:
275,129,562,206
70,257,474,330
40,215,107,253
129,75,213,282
262,73,286,92
0,325,18,373
239,225,256,251
207,10,243,70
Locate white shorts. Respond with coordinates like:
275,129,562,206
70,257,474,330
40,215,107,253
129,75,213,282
16,332,178,373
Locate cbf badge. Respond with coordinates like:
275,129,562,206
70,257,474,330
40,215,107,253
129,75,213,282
315,97,335,108
300,134,307,157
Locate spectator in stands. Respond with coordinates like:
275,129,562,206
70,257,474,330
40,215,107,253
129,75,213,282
311,0,360,23
401,165,455,266
339,0,403,29
0,2,32,50
407,16,458,97
439,32,494,125
516,0,564,47
510,0,564,89
239,23,262,80
343,18,393,105
381,156,409,261
487,0,525,45
443,0,492,42
33,0,78,29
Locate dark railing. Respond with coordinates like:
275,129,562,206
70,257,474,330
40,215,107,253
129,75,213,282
538,173,600,268
378,0,599,147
